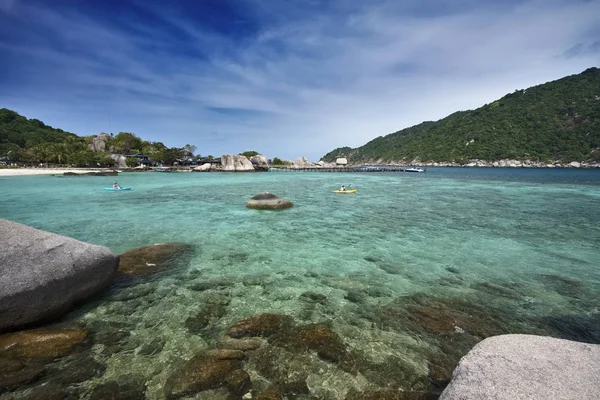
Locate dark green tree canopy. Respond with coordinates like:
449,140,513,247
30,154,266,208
239,151,259,158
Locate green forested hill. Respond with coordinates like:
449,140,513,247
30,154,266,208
322,67,600,163
0,108,78,155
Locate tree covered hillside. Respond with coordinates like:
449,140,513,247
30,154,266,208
0,108,78,155
0,108,194,167
322,68,600,164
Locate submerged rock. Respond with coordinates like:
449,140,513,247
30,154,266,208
0,329,88,359
88,375,147,400
0,219,119,332
269,323,348,363
117,243,194,278
0,358,45,390
165,351,245,398
227,314,293,338
218,337,262,351
440,334,600,400
63,171,118,176
246,193,293,210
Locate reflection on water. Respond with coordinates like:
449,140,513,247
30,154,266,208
1,169,599,399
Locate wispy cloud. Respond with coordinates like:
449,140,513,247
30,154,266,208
0,0,598,159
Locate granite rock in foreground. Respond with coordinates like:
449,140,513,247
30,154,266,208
0,219,119,332
247,193,293,210
440,334,600,400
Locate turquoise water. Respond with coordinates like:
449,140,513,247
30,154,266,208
1,168,599,399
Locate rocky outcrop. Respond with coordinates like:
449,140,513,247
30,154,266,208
193,163,212,172
292,157,310,168
440,334,600,400
250,154,269,167
246,193,294,210
335,158,348,166
222,154,255,172
110,154,127,168
87,133,113,153
0,219,119,332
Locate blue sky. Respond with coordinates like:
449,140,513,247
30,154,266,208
0,0,598,160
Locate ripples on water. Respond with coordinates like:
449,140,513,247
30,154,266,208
1,168,599,399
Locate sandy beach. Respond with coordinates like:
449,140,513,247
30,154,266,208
0,168,111,177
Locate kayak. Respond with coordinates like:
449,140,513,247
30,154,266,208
333,189,357,193
103,187,132,191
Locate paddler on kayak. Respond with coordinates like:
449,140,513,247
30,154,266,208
113,181,121,189
340,185,346,191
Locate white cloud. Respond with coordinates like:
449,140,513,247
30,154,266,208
1,0,599,160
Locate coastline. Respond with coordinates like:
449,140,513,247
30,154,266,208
0,168,110,177
360,159,600,169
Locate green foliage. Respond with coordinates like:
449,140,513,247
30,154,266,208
125,157,139,167
239,151,259,158
112,132,142,154
272,157,284,165
322,68,600,163
0,108,78,157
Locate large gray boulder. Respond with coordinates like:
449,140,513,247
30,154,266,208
0,219,119,332
193,163,212,172
292,156,310,168
221,154,255,172
87,133,112,153
440,334,600,400
250,154,269,167
110,154,127,168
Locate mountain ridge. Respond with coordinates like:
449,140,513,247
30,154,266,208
321,67,600,164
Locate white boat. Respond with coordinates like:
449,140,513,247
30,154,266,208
405,167,426,172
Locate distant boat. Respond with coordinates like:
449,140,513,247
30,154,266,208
103,187,132,191
405,167,426,173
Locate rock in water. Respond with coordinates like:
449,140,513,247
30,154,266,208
117,243,194,277
0,219,119,332
246,193,293,210
0,329,88,359
440,334,600,400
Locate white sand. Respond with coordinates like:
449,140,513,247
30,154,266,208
0,168,111,177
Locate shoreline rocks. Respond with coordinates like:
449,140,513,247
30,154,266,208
356,158,600,168
222,154,255,172
440,334,600,400
0,219,119,332
247,193,293,210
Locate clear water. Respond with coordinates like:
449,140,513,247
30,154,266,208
1,168,599,399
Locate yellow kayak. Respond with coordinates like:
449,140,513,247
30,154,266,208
333,189,357,193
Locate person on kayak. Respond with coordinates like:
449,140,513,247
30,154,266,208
340,185,346,191
113,182,120,189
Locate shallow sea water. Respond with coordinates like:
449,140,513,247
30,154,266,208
1,168,599,399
